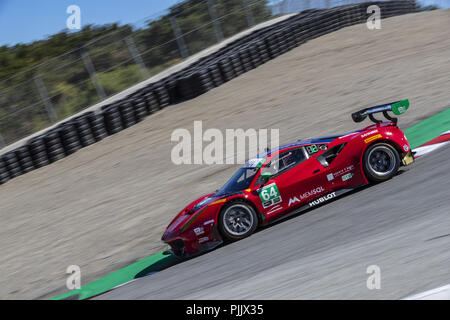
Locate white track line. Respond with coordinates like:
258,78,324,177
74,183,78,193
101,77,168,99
403,284,450,300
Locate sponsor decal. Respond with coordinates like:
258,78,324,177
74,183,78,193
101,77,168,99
299,186,324,200
288,186,325,207
361,130,378,138
267,205,283,215
259,183,282,208
194,227,204,236
328,165,355,181
203,219,215,226
308,192,336,207
341,173,353,181
403,144,409,152
288,197,300,207
397,106,406,113
364,134,382,144
198,237,209,244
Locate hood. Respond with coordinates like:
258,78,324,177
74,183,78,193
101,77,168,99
163,193,217,236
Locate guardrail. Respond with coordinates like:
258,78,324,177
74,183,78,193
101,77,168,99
0,1,418,186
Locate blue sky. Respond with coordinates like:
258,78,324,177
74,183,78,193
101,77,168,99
0,0,448,47
0,0,181,46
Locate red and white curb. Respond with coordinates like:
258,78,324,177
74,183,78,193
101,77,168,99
403,284,450,300
412,130,450,158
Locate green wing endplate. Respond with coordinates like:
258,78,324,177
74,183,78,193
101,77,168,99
351,99,410,124
391,99,410,115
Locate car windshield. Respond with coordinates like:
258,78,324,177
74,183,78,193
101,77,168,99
216,167,259,196
215,158,265,196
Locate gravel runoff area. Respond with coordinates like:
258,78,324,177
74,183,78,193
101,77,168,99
0,9,449,299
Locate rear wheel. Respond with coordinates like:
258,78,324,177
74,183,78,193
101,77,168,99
218,201,258,241
363,143,400,182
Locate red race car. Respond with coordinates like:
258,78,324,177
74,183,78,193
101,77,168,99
162,100,414,257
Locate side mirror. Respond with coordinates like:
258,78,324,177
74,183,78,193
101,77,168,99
260,171,272,184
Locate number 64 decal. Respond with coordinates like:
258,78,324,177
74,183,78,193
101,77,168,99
259,183,282,208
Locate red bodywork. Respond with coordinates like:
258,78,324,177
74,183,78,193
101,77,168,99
162,121,412,256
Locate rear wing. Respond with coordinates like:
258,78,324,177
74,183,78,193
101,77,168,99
351,99,409,124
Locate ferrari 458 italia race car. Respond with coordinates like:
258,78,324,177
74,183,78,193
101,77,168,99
162,100,414,257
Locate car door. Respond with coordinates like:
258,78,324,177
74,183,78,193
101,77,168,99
255,146,331,221
253,147,308,219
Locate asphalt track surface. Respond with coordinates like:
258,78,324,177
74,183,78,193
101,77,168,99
99,145,450,299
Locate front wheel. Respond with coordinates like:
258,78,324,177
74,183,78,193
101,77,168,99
218,201,258,241
363,143,400,183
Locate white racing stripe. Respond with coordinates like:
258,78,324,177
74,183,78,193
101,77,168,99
403,284,450,300
412,141,450,158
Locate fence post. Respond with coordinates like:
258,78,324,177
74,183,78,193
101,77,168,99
207,0,224,43
0,133,5,148
34,74,57,124
81,50,106,100
281,0,288,14
125,36,150,80
169,16,190,59
243,0,255,27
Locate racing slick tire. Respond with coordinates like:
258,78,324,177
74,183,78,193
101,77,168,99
218,201,258,242
363,142,400,183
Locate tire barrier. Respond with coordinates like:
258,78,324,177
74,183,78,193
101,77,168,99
44,130,66,164
118,100,137,128
208,63,224,88
71,115,96,147
15,146,35,174
2,151,22,178
0,158,9,184
58,123,82,156
0,1,417,185
102,104,124,135
28,136,50,169
142,90,160,114
131,98,148,122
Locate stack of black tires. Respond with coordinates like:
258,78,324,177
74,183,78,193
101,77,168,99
0,1,417,185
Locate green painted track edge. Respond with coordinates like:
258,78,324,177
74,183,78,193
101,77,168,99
51,251,180,300
404,107,450,149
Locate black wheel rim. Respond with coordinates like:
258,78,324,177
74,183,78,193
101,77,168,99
223,204,254,236
367,146,396,177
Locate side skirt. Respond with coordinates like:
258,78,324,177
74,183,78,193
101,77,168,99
267,187,362,225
